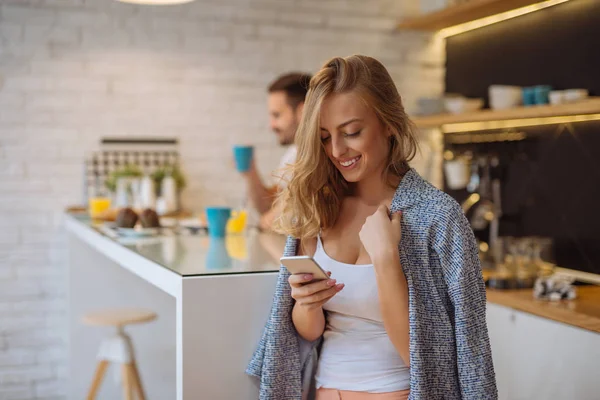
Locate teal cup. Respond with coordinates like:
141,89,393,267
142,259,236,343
205,206,232,238
522,87,536,106
233,145,254,172
534,85,552,105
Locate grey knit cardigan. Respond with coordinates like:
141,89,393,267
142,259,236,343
246,169,498,400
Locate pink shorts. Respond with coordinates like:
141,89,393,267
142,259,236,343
315,388,410,400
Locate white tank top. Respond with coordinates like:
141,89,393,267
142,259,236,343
313,236,410,393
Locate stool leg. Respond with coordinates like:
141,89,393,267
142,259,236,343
122,364,133,400
130,360,147,400
86,360,109,400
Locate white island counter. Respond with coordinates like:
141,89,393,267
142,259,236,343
66,214,281,400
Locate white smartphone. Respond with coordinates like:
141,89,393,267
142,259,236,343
280,255,329,281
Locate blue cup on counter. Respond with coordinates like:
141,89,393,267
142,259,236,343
233,145,254,172
206,237,232,270
522,87,536,106
534,85,552,105
205,206,232,238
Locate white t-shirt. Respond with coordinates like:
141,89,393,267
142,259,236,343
272,145,297,188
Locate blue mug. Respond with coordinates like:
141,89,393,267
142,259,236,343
522,87,536,107
233,145,254,173
205,206,232,238
534,85,552,105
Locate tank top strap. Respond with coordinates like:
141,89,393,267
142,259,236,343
316,231,324,253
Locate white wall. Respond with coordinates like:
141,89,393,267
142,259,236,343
0,0,445,398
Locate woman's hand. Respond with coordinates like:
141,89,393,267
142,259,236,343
359,205,402,265
288,273,344,310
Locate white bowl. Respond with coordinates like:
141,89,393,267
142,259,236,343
444,97,484,114
563,89,589,103
489,85,523,110
549,90,564,105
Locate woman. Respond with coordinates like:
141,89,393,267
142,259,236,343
247,55,497,400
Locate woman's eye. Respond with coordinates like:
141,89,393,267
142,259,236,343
321,136,331,142
345,130,361,137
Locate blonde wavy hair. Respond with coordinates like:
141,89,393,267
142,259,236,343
274,55,418,241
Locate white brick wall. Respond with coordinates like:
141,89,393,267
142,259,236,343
0,0,445,397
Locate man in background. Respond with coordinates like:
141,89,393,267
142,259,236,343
240,72,312,230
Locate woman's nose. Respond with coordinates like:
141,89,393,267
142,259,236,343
331,136,348,159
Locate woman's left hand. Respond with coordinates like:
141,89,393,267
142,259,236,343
359,205,402,264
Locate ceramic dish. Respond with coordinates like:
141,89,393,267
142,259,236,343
116,227,160,238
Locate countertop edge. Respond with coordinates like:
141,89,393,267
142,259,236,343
64,214,182,297
486,287,600,334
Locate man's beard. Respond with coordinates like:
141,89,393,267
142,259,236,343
275,129,293,146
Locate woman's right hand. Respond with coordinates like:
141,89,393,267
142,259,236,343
288,273,344,310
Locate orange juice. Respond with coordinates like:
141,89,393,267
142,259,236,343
88,197,112,219
227,209,248,234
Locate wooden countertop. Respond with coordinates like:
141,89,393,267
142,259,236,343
487,286,600,334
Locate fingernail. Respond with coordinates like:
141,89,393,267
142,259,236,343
336,283,345,290
304,274,312,280
327,279,336,286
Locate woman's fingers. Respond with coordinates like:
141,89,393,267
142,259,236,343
296,278,337,297
295,283,344,305
288,273,315,287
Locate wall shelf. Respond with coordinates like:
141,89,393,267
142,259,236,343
412,98,600,130
397,0,549,31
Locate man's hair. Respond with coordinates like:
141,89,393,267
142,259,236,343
268,72,312,109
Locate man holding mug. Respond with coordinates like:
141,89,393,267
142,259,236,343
238,72,312,230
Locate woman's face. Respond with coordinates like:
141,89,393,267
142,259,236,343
319,91,390,183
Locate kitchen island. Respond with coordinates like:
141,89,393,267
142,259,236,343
65,214,281,400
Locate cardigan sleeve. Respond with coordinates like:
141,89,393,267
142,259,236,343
432,203,498,400
246,236,305,400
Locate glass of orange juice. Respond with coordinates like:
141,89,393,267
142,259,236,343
88,197,112,219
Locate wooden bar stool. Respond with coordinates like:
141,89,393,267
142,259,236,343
83,309,157,400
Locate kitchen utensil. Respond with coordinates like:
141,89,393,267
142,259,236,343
489,85,523,110
487,264,517,290
227,209,248,234
466,160,480,193
115,178,133,208
233,145,254,172
522,87,536,106
471,199,495,230
468,156,495,231
89,197,112,219
549,90,564,105
443,97,484,114
444,157,471,190
139,175,156,209
116,227,160,238
534,85,552,105
205,207,232,238
161,173,178,214
563,89,589,103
